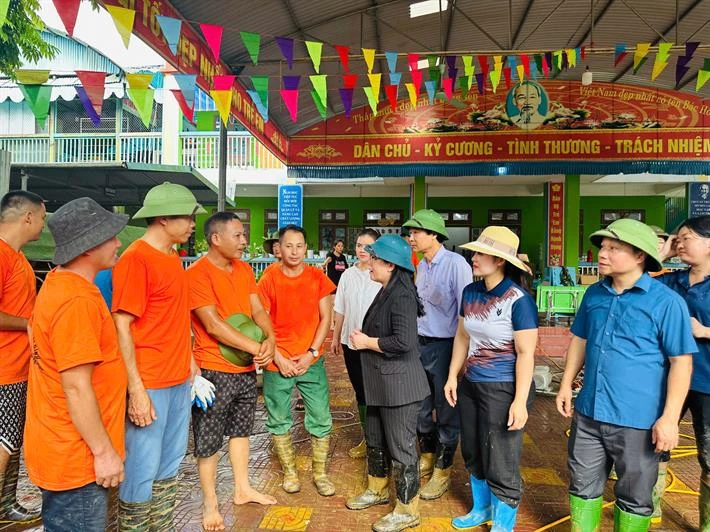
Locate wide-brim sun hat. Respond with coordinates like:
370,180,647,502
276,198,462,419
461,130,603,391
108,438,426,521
402,209,449,240
132,182,207,219
219,313,265,367
365,234,415,272
589,218,663,272
48,197,129,265
460,226,529,272
650,225,669,239
263,231,279,255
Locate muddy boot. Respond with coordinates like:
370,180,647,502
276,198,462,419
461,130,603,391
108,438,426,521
349,405,367,458
491,492,519,532
149,476,178,531
613,505,651,532
452,475,492,529
372,462,420,532
650,460,668,524
420,442,455,500
569,494,602,532
0,452,40,523
311,435,335,496
272,433,300,493
347,447,390,510
417,431,436,478
118,499,151,531
700,478,710,532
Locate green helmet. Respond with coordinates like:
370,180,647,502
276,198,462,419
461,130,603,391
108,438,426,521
402,209,449,240
132,182,207,219
219,313,265,367
589,218,663,272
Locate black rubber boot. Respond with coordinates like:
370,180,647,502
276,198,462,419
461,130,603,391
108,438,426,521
346,448,391,510
420,442,456,500
372,462,420,532
417,431,437,477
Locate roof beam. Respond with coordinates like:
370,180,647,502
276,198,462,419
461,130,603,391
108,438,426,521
572,0,617,49
443,0,457,51
452,2,506,49
512,0,536,48
368,0,388,85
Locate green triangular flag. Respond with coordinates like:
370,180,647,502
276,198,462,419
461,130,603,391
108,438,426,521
363,87,378,115
196,110,217,131
127,88,155,128
427,54,438,69
459,76,469,99
311,89,327,119
697,59,710,91
310,75,327,111
18,84,52,128
251,75,269,107
429,68,441,89
305,41,323,74
0,0,10,28
240,31,261,65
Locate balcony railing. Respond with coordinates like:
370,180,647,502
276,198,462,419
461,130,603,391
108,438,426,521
180,133,284,170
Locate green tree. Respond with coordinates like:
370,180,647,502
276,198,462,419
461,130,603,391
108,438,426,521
0,0,57,77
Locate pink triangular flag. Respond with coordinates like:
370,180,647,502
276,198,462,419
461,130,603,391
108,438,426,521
52,0,81,36
171,89,195,124
200,23,223,61
408,53,420,72
410,69,422,95
212,75,235,91
442,77,454,100
280,89,299,122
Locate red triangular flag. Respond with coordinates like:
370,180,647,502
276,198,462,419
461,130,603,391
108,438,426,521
581,46,586,61
385,85,398,112
335,45,350,72
280,89,299,122
200,23,223,61
53,0,81,36
520,55,530,78
442,77,454,100
75,71,106,116
410,69,422,95
478,56,489,77
503,67,512,89
343,74,357,89
171,89,194,124
408,53,420,72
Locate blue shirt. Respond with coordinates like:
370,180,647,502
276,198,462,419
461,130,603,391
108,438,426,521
460,278,538,382
657,269,710,394
571,273,697,430
94,268,113,309
416,246,473,338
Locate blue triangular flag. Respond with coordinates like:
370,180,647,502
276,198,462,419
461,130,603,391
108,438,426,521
390,72,402,86
173,74,196,107
385,51,398,73
247,89,269,122
156,15,182,56
507,55,517,71
424,80,436,104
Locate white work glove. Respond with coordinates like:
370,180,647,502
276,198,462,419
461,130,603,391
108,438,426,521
191,375,216,412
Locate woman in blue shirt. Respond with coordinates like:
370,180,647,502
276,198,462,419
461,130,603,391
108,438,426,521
444,226,538,532
658,215,710,530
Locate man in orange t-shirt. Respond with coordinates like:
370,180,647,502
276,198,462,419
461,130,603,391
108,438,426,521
112,182,205,530
187,212,278,530
257,225,336,497
25,197,128,531
0,191,45,523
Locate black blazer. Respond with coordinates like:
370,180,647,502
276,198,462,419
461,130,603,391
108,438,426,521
360,276,430,407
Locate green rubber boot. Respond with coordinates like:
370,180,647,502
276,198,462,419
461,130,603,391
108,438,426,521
149,476,178,531
700,479,710,532
613,505,651,532
569,494,602,532
118,499,151,531
651,461,668,524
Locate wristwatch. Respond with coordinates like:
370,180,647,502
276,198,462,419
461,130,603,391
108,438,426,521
308,347,319,358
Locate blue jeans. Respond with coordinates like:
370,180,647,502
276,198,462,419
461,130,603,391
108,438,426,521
42,483,108,532
119,380,191,503
417,338,460,446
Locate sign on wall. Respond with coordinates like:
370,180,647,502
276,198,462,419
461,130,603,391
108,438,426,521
278,184,303,228
547,181,565,266
689,182,710,217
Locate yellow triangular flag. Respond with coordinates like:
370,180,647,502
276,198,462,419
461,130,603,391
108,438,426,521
105,5,136,48
362,48,376,74
15,70,50,85
368,73,381,99
210,90,232,126
493,55,503,68
362,86,378,115
652,60,668,81
634,43,651,70
125,73,153,90
516,64,525,82
566,49,576,68
489,69,501,93
405,83,417,109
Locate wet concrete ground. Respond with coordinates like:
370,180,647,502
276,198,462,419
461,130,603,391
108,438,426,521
4,328,702,531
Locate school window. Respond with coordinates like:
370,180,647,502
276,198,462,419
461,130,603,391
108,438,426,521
264,209,278,237
600,209,645,228
211,208,250,242
319,210,349,251
488,209,521,236
363,210,404,236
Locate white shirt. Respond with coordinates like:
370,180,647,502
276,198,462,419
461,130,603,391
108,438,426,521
333,264,382,349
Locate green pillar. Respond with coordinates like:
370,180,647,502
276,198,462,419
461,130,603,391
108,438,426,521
410,175,427,215
564,174,580,268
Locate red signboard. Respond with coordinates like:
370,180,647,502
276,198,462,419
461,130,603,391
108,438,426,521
547,181,564,266
100,0,288,162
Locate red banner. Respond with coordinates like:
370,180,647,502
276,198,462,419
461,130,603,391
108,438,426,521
99,0,288,162
547,182,564,266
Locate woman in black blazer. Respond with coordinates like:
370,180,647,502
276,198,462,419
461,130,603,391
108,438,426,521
346,235,429,532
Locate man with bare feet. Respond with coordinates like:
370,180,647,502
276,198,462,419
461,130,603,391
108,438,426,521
188,212,278,530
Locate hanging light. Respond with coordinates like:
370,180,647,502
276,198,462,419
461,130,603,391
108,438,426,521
581,66,593,86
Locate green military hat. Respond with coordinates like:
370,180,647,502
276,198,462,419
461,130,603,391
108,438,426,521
590,218,663,272
402,209,449,240
133,182,207,219
219,313,265,367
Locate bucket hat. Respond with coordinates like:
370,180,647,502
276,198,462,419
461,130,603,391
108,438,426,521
650,225,669,239
48,197,129,266
365,234,415,272
219,313,265,367
263,231,279,255
460,226,528,272
132,182,207,219
403,209,449,240
589,218,663,272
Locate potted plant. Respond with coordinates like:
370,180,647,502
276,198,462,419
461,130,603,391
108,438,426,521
194,239,208,256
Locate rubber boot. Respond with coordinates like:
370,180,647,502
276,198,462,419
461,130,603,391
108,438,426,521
452,475,492,529
149,476,178,531
420,442,455,500
272,433,300,493
348,405,368,458
569,494,602,532
613,505,651,531
372,462,420,532
417,431,437,477
700,479,710,532
650,461,668,524
311,435,335,496
0,452,40,523
491,492,519,532
118,499,151,531
347,447,390,510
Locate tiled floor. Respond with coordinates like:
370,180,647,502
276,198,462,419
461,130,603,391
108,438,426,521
4,328,702,531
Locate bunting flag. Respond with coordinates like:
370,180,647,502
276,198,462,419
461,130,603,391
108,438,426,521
385,84,398,111
516,64,525,83
200,23,223,61
368,73,381,99
652,42,673,80
155,15,181,55
427,55,438,69
445,55,457,74
462,55,474,82
581,46,586,60
125,73,153,89
477,56,489,78
106,5,135,48
442,77,454,100
76,87,101,125
458,76,469,99
389,72,402,86
214,75,235,91
411,69,423,95
363,86,378,115
405,83,417,109
127,88,154,128
362,48,376,74
475,72,485,95
449,67,458,88
566,49,576,68
251,76,269,108
15,70,50,85
503,67,512,89
311,89,327,119
696,58,710,91
520,54,531,77
676,42,700,86
385,51,398,73
75,71,106,120
343,74,357,89
310,75,327,110
280,89,299,122
212,90,233,126
633,43,651,74
429,67,441,90
246,89,268,121
614,43,628,66
554,50,563,70
339,88,354,117
52,0,81,37
543,52,552,76
240,31,261,65
534,55,543,77
173,74,196,107
282,75,300,91
407,53,420,72
305,41,323,73
276,36,294,69
171,89,194,124
506,55,516,72
489,69,501,93
196,110,217,131
18,84,52,128
424,80,436,104
336,45,350,72
0,0,9,28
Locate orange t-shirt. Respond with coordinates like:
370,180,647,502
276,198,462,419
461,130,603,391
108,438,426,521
0,240,36,384
187,257,258,374
112,240,191,389
25,270,127,491
257,264,335,372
